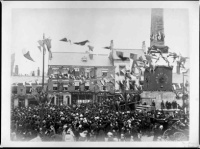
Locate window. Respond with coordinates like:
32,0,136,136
74,68,79,71
53,84,58,91
85,68,90,78
12,86,17,94
63,69,68,78
101,85,106,91
26,86,32,94
102,70,108,77
75,81,79,90
85,81,90,90
63,84,68,91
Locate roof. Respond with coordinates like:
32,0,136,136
11,76,48,84
49,52,113,67
113,48,145,60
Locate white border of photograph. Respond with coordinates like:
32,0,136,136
2,1,199,147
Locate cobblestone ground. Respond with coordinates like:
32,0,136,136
141,135,154,141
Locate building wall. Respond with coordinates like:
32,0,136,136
48,65,115,93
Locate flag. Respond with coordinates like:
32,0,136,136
120,67,126,75
130,53,138,72
38,40,46,54
23,51,35,62
74,40,89,46
116,51,129,61
103,46,111,49
103,78,109,83
43,38,52,60
88,45,94,51
138,56,144,62
60,38,68,42
100,79,105,86
89,53,93,59
115,72,119,76
179,56,189,64
38,46,41,52
130,53,137,60
116,51,123,58
44,38,53,60
110,74,114,79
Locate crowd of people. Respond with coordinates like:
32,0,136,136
11,98,189,142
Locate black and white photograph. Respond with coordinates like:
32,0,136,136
2,1,199,147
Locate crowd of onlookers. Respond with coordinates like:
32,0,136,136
10,97,189,142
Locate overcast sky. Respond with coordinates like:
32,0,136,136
11,8,189,75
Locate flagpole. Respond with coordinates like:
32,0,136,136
42,33,45,89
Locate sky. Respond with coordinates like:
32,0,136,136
11,8,189,75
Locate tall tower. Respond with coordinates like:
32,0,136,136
150,8,165,47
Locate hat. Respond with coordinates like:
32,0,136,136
63,124,68,129
107,132,113,136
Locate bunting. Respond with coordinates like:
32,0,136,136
103,46,111,49
167,52,179,62
88,45,94,51
60,38,68,42
23,51,35,62
74,40,89,46
130,53,138,72
116,51,129,61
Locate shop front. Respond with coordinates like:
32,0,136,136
96,91,115,104
71,92,93,105
48,92,72,106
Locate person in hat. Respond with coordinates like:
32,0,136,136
78,130,88,141
63,126,75,142
161,100,165,109
107,132,114,141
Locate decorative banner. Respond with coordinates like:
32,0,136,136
150,8,165,47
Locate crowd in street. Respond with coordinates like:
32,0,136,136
10,98,189,142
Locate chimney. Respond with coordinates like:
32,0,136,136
15,65,19,75
142,41,146,53
176,61,180,74
37,67,40,76
32,71,35,76
110,40,114,49
109,40,114,65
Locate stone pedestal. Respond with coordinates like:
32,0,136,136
54,95,57,105
25,99,28,107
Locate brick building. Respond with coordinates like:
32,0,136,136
11,76,48,108
48,52,115,106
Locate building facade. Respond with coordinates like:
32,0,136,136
108,40,145,92
11,76,48,108
47,52,115,106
